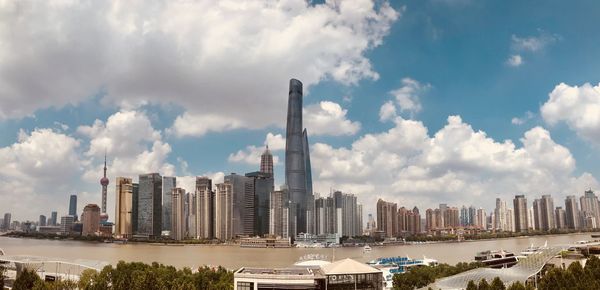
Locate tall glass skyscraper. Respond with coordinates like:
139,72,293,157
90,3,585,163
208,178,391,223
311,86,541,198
284,79,313,236
69,194,77,218
137,173,162,238
162,176,176,233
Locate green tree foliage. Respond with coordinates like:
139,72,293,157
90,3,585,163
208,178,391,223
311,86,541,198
466,280,477,290
478,279,491,290
0,264,5,290
13,269,42,290
506,281,526,290
392,262,482,290
490,277,505,290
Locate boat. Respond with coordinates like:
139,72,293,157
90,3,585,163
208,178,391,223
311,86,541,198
363,245,372,253
519,241,548,258
474,250,518,268
368,256,438,289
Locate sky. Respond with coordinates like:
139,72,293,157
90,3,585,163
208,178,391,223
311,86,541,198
1,0,600,222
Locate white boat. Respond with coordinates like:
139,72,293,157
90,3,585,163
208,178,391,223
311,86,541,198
363,245,372,253
519,241,548,258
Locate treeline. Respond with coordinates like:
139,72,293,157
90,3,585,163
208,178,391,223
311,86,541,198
405,228,599,242
392,261,483,290
4,261,233,290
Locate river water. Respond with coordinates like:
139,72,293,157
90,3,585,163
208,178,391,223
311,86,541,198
0,233,595,270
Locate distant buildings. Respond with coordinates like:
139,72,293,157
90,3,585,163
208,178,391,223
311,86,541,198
565,195,580,229
69,194,77,220
376,199,397,238
196,177,213,239
269,190,289,239
214,182,233,240
171,188,186,241
82,204,100,235
100,154,110,217
162,176,176,234
513,195,528,233
2,213,11,231
115,177,134,238
137,173,162,238
60,215,75,234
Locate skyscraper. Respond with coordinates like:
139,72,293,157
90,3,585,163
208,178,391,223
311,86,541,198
580,190,599,229
513,195,528,233
162,176,176,233
82,204,100,235
494,198,507,231
196,177,214,239
377,199,397,238
100,153,110,217
2,213,11,231
171,188,186,241
50,211,57,226
132,183,139,233
214,182,233,241
115,177,133,238
225,173,255,237
315,196,335,235
285,78,311,235
269,189,289,238
138,173,162,238
39,215,47,227
555,207,567,229
69,194,77,219
540,195,556,231
260,146,274,175
565,195,580,229
246,171,274,236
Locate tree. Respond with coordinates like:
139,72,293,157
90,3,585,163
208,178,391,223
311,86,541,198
0,264,5,289
507,281,526,290
490,277,506,290
478,279,491,290
13,269,42,290
466,280,477,290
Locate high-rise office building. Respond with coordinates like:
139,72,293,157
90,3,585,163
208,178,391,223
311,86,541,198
162,176,176,233
171,188,186,241
100,153,110,217
565,195,580,229
540,195,556,231
69,194,77,220
513,195,528,233
214,183,233,240
186,191,197,238
115,177,133,238
475,208,487,229
50,211,57,226
285,79,312,235
260,146,274,175
225,173,255,237
39,215,47,227
60,215,75,234
269,189,289,238
2,213,11,231
315,196,335,235
376,199,397,238
132,183,139,233
196,177,214,239
246,171,274,236
82,204,100,235
494,198,507,231
580,190,600,229
137,173,162,238
555,207,567,229
532,199,542,230
332,191,360,237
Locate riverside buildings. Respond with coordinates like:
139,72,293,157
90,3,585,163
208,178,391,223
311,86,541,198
171,188,186,241
137,173,162,238
82,204,100,235
115,177,134,238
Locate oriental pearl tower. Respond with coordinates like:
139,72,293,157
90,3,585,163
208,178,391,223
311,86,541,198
100,152,109,223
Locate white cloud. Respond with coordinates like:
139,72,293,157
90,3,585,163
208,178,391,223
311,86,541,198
506,54,523,67
304,101,361,136
311,115,594,215
0,0,399,138
228,132,284,166
390,78,430,116
511,111,534,125
379,100,397,122
0,128,83,219
78,110,175,183
541,82,600,144
511,32,559,52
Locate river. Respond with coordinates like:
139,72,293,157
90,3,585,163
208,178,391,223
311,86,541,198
0,233,595,270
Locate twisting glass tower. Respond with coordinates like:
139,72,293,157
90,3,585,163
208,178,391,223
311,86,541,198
285,78,313,235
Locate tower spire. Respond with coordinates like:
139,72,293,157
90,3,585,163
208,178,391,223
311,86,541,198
103,150,107,178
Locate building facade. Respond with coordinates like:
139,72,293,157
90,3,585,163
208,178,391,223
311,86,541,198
162,176,176,233
115,177,133,238
137,173,162,238
513,195,528,232
171,188,186,241
82,204,100,235
215,182,233,241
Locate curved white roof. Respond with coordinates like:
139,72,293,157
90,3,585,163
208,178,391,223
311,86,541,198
0,255,108,270
321,258,381,275
294,259,331,267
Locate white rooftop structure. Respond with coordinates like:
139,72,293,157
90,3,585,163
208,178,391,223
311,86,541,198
321,258,382,275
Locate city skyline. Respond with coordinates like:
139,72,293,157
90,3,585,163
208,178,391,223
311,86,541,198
2,1,600,222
